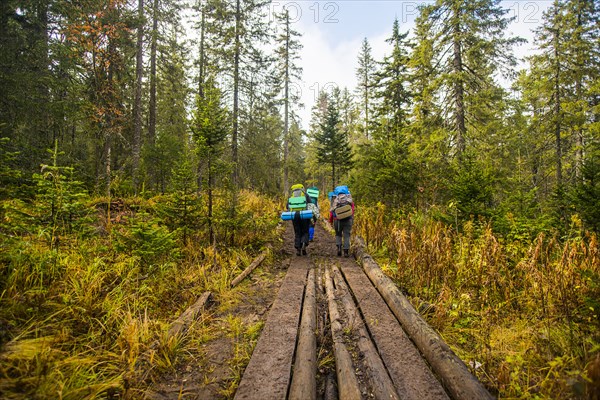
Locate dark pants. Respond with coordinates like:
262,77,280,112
292,214,311,249
334,217,353,250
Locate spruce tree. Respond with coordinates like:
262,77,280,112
417,0,522,158
352,19,416,208
191,76,229,243
275,8,303,196
314,95,353,188
355,38,377,141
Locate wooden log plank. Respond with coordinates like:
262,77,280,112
231,247,270,287
289,268,317,400
340,263,450,400
355,241,494,400
331,265,400,400
234,261,309,400
167,291,212,338
324,267,362,400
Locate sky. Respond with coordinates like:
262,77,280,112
268,0,553,130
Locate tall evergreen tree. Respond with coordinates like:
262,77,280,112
191,76,229,243
373,18,411,141
275,8,303,196
520,0,599,224
314,95,353,188
355,38,377,142
132,0,144,193
418,0,522,158
352,19,416,208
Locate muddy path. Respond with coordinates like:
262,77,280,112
145,221,492,400
233,222,492,400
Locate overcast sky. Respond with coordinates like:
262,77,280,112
271,0,553,130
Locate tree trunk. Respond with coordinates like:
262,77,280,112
232,0,241,189
149,0,159,145
208,154,214,244
133,0,144,193
282,11,290,197
197,4,206,194
574,8,583,181
452,5,466,156
553,11,563,190
198,4,206,98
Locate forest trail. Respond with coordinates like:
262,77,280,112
232,222,493,400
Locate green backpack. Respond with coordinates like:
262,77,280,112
288,189,307,211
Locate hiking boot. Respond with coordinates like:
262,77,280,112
302,247,307,255
296,248,301,256
344,249,349,258
337,245,342,257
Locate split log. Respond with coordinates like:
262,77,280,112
324,372,338,400
289,268,317,400
167,291,212,338
324,268,362,400
231,247,270,287
331,265,400,400
355,240,494,400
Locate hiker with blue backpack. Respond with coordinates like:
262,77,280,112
328,185,355,257
287,184,313,256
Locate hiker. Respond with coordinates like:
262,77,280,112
306,186,320,241
329,185,355,257
287,184,312,256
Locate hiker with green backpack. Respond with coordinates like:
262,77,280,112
306,186,320,241
287,184,312,256
328,185,355,257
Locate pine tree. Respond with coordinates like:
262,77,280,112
275,8,303,196
355,38,377,141
314,95,353,188
373,18,411,141
191,76,229,243
520,0,599,225
418,0,522,158
132,0,144,193
352,19,416,208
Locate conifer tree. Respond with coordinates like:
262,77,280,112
355,38,377,141
520,0,599,223
373,18,411,141
352,19,416,208
417,0,521,158
314,95,353,188
275,8,303,196
191,76,229,243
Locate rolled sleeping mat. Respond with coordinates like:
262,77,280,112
306,187,319,199
281,210,314,221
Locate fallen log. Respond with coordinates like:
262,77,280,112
354,240,494,400
331,265,400,400
167,291,212,338
289,268,317,400
231,247,270,287
324,267,362,400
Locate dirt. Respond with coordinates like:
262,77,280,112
145,220,464,400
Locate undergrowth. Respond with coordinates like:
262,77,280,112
354,204,600,399
0,188,281,399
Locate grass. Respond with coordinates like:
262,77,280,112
354,204,600,399
0,189,281,398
